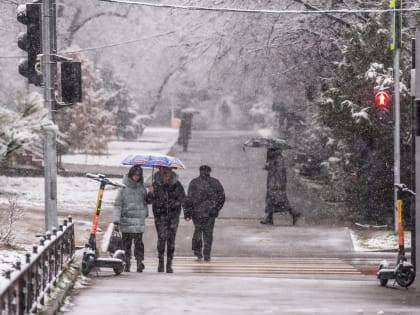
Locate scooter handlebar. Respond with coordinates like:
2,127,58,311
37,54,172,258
86,173,126,188
394,183,416,196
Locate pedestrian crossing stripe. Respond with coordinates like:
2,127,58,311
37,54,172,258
140,257,361,275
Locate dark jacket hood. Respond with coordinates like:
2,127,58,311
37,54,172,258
154,170,179,186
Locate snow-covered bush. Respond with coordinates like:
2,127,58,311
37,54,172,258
0,92,55,162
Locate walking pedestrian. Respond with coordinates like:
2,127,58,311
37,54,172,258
185,165,225,261
260,148,301,225
177,112,193,152
113,165,150,272
148,166,186,273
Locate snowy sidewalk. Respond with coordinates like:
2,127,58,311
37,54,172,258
61,127,179,176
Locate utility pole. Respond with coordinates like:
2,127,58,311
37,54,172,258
42,0,58,231
391,0,402,232
414,31,420,291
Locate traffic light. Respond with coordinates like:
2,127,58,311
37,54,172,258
375,91,390,109
61,61,82,104
17,2,42,86
374,91,391,124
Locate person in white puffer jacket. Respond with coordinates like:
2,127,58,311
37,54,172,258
113,165,150,272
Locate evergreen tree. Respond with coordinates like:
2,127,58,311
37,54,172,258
0,92,55,162
313,3,412,224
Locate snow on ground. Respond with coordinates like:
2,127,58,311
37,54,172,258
0,127,179,212
61,127,179,166
0,175,120,213
350,229,411,252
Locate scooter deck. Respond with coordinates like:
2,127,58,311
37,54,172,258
95,257,124,269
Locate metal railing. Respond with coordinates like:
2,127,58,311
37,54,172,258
0,217,75,314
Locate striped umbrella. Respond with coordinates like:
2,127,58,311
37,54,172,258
121,153,186,169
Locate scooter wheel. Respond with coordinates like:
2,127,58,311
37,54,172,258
377,264,388,287
81,254,95,276
113,251,126,275
379,278,388,287
396,265,415,287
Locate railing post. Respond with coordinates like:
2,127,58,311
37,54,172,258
25,253,31,264
0,217,75,314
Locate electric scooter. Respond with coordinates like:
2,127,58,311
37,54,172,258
81,173,126,276
377,183,416,287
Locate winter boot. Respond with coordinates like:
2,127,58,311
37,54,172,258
158,257,164,273
260,213,273,225
136,260,145,273
166,259,173,273
124,258,131,272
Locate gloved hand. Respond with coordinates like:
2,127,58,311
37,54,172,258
113,223,120,232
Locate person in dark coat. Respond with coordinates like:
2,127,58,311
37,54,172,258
185,165,225,261
113,165,150,272
148,167,186,273
177,112,193,152
260,148,301,225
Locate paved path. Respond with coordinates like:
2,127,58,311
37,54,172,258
61,129,420,315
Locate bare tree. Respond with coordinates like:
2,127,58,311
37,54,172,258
0,193,24,247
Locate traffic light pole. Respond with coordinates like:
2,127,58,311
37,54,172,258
42,0,58,231
414,31,420,291
394,46,401,233
391,0,402,233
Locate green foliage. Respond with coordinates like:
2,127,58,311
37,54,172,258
313,3,413,224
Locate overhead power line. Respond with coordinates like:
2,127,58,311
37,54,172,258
61,30,176,54
0,31,176,58
98,0,420,14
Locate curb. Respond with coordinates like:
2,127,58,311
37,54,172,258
39,253,82,315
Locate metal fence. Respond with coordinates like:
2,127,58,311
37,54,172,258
0,217,75,314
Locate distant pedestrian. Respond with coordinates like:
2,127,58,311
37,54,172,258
177,112,193,152
220,101,231,125
260,148,300,225
185,165,225,261
148,167,186,273
113,165,150,272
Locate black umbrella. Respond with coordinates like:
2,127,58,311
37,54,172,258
242,136,292,151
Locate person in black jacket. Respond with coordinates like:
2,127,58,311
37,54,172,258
148,167,186,273
260,148,300,225
185,165,225,262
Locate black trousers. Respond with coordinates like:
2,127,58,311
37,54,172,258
192,217,215,259
154,217,179,260
121,232,144,261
